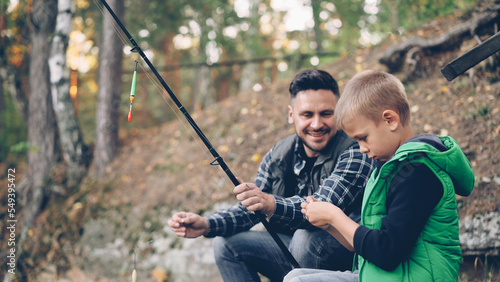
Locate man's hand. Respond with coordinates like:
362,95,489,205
168,212,209,238
301,196,337,230
234,182,276,217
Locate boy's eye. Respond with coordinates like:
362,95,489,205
358,137,366,141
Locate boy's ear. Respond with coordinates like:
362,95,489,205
288,105,294,124
382,110,400,131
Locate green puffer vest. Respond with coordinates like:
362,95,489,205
357,135,474,282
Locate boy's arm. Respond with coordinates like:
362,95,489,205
302,198,358,251
326,221,357,251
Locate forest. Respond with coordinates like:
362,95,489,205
1,0,499,281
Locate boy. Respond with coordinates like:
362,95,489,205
284,70,474,281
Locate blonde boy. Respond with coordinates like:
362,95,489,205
285,70,474,282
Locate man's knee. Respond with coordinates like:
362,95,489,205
213,236,230,262
289,229,317,254
288,229,319,264
288,229,353,270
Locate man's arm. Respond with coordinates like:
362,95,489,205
203,148,280,238
314,145,374,210
204,202,261,238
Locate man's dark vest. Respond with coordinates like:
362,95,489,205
266,131,356,233
268,131,356,197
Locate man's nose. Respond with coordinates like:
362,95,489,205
310,115,322,129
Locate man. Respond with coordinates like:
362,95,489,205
168,69,374,281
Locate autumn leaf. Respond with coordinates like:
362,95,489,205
151,268,168,282
251,153,262,163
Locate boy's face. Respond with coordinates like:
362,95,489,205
288,89,338,157
342,113,400,162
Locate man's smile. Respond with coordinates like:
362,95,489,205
306,129,329,138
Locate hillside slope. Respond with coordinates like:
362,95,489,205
12,5,499,281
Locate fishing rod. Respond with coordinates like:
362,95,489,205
97,0,300,269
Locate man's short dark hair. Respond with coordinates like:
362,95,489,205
289,69,339,100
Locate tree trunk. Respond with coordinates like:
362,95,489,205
311,0,323,53
192,65,212,111
379,6,500,73
0,5,5,143
93,0,124,177
239,0,260,93
49,0,88,188
14,0,58,279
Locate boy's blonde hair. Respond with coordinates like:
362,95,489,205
336,70,410,129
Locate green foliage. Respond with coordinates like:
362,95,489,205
0,94,27,162
393,0,475,31
10,141,30,155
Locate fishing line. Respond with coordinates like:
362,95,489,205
93,0,219,165
136,58,294,273
93,0,301,270
93,0,130,45
133,59,291,274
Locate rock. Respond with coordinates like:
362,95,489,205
460,211,500,256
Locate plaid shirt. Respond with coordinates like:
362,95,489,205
205,139,374,238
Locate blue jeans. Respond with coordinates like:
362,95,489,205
213,228,355,282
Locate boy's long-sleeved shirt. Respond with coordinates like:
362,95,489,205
205,135,374,238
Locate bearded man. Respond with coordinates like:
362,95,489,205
168,69,375,282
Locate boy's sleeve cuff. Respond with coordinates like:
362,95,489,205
353,225,370,255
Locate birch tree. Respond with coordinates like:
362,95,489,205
49,0,89,188
239,0,260,93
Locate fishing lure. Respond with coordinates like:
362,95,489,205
99,0,300,269
128,61,138,122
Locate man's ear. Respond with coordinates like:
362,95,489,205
288,105,294,124
382,110,400,131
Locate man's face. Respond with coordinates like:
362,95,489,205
288,89,338,157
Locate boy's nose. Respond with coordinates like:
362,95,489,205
359,145,369,154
